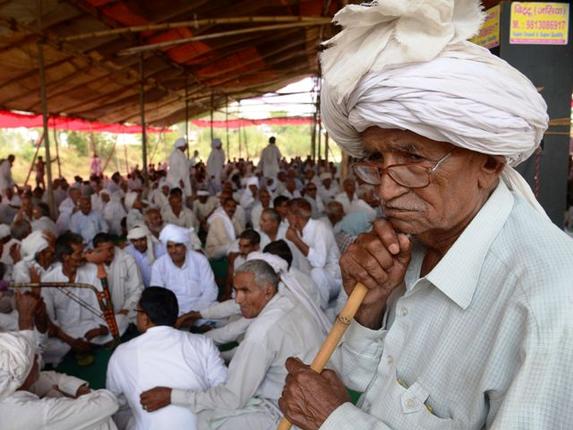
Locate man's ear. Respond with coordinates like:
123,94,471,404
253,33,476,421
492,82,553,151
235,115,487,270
478,155,505,189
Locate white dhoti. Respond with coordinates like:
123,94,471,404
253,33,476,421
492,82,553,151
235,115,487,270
310,267,341,311
198,398,282,430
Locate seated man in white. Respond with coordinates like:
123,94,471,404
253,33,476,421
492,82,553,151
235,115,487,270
205,198,238,259
42,232,129,365
161,187,198,229
285,198,342,310
0,295,118,430
93,233,143,323
124,225,165,289
150,224,218,316
70,196,109,245
106,287,227,430
140,259,325,430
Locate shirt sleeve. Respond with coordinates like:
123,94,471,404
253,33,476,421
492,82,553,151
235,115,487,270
171,328,274,412
320,403,393,430
121,254,144,313
42,389,118,430
149,260,165,287
329,320,387,393
205,317,251,345
202,337,228,388
30,371,87,398
306,224,328,269
192,255,219,311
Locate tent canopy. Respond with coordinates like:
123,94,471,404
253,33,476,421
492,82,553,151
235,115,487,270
0,0,344,129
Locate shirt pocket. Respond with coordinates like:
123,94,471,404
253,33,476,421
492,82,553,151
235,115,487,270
387,370,456,430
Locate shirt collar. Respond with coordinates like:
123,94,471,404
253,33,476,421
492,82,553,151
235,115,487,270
302,218,316,237
424,181,514,310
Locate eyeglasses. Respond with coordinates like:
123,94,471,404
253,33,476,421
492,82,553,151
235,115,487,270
352,150,455,189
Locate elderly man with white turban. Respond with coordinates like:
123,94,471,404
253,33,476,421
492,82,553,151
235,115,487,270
0,331,119,430
141,258,325,430
166,137,192,198
206,138,226,187
317,172,339,203
279,1,573,429
150,224,218,315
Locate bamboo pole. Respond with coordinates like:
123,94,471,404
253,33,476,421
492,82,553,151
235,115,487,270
24,133,45,187
210,92,214,143
324,132,329,163
225,96,230,159
185,76,190,160
37,41,56,219
52,126,62,178
139,53,148,186
118,21,332,56
277,283,369,430
62,16,332,42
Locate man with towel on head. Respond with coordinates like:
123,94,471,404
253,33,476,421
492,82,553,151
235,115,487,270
150,224,218,316
124,192,145,232
125,225,164,289
167,137,192,198
279,1,573,429
140,258,325,430
0,330,119,430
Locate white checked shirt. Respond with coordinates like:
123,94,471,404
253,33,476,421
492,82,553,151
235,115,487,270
324,181,573,429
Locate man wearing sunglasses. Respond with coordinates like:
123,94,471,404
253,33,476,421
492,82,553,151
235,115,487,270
279,1,573,430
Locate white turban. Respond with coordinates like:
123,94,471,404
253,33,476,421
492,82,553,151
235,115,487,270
20,231,49,262
159,223,190,246
174,137,187,149
319,172,332,181
0,224,10,240
321,0,549,216
246,252,331,335
127,225,155,264
245,176,259,188
0,331,36,401
124,192,139,211
197,190,210,197
247,252,289,275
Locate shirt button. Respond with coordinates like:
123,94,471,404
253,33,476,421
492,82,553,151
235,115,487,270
405,398,416,409
400,307,408,317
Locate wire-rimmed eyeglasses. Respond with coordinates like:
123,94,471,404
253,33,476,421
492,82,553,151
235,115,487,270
352,150,455,189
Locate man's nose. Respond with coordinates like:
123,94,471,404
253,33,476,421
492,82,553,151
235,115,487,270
377,171,409,203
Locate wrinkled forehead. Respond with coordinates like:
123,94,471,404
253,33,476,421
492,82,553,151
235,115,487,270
360,127,457,159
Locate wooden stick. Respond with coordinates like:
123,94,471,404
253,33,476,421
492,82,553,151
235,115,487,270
62,16,332,42
277,283,369,430
118,21,332,56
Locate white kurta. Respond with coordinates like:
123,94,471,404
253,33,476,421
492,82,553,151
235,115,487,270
0,373,118,430
125,209,145,232
335,192,371,214
70,211,109,245
104,248,143,318
106,326,227,430
301,218,342,309
161,206,198,229
171,291,325,430
205,211,238,259
258,144,282,179
103,200,127,237
206,148,225,184
31,216,58,236
193,197,218,224
42,263,129,346
167,149,192,197
0,159,14,193
150,250,218,315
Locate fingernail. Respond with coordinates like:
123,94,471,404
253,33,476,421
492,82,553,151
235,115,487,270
389,244,399,254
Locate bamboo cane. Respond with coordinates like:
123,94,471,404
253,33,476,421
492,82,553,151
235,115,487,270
62,16,332,42
118,21,332,56
277,283,369,430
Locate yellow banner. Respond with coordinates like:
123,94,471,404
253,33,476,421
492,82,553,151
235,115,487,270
471,5,501,48
510,2,569,45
